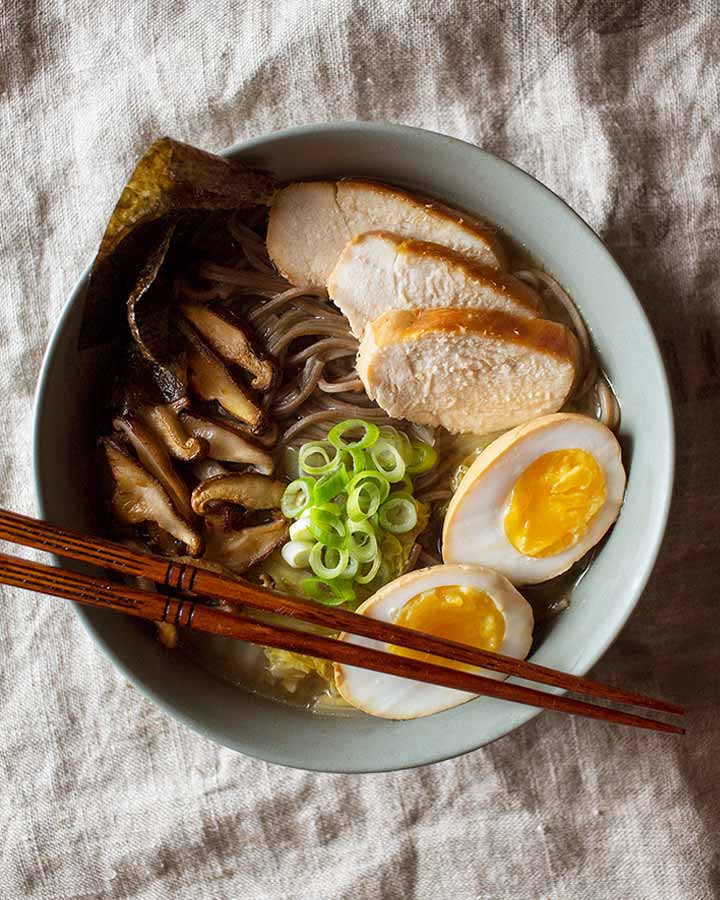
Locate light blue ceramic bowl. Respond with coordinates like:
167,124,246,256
33,123,674,772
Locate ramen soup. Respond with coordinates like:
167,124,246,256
88,139,623,719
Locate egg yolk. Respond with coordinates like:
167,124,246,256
504,448,606,558
391,585,505,671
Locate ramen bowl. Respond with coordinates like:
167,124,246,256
33,123,674,772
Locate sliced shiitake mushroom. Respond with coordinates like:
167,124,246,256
181,412,274,474
190,459,230,481
218,416,279,449
191,473,285,516
203,513,288,574
100,438,202,556
137,398,207,461
180,303,277,391
112,415,194,521
179,320,264,431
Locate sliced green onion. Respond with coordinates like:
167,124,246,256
309,505,346,548
348,448,369,473
313,465,349,504
281,540,314,568
355,555,382,584
299,441,343,476
379,425,412,462
328,419,380,451
378,495,418,534
301,577,355,606
309,543,349,579
378,425,398,441
281,477,315,518
281,423,430,603
341,555,359,579
347,470,391,503
406,440,438,475
347,519,378,562
289,518,313,541
369,439,406,482
347,481,382,521
395,431,413,463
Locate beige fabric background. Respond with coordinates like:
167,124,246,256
0,2,717,898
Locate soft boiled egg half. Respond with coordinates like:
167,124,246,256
334,564,533,719
443,413,626,585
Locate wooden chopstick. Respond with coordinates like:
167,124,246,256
0,551,683,734
0,508,683,717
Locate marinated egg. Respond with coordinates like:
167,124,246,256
334,565,533,719
442,413,626,584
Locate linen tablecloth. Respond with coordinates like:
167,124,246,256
1,3,717,898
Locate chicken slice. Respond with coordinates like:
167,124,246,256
356,307,579,435
328,231,541,336
267,180,506,287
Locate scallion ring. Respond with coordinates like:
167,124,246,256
369,439,406,482
347,481,382,521
406,440,438,475
309,543,350,580
299,441,343,476
378,425,412,462
341,555,359,579
281,540,314,569
347,519,378,563
289,518,313,541
309,505,346,548
395,430,413,463
281,477,315,518
347,470,391,503
313,465,349,504
355,555,382,584
378,495,418,534
349,448,369,473
328,419,380,451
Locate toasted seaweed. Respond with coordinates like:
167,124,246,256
113,343,187,408
124,220,191,398
80,137,276,349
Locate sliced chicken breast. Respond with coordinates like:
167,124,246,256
328,231,541,336
267,180,507,287
356,307,579,435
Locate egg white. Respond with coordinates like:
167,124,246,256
334,564,534,719
442,413,626,585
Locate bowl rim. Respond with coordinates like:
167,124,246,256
32,121,675,772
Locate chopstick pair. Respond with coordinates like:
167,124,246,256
0,508,684,734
